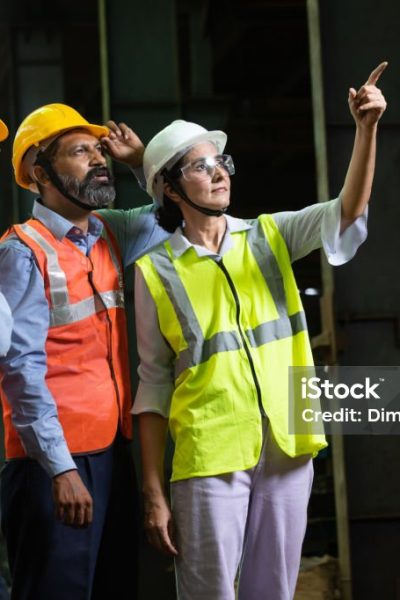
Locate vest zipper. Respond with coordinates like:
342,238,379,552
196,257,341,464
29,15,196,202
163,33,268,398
217,259,266,417
87,267,122,419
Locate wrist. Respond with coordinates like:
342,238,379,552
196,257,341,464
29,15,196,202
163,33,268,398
356,122,378,136
53,468,78,479
125,149,144,170
142,483,166,499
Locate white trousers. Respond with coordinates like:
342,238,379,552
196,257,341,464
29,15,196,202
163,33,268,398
171,420,313,600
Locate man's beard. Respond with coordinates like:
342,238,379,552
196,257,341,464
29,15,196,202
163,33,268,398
58,167,116,209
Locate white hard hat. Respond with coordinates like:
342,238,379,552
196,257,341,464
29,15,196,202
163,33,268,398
143,119,227,203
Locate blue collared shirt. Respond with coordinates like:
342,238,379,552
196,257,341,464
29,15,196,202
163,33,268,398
0,199,166,477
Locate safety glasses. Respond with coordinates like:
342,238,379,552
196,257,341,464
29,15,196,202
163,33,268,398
179,154,235,182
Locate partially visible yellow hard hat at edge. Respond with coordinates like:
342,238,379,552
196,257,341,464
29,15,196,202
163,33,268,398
0,119,8,142
12,103,109,190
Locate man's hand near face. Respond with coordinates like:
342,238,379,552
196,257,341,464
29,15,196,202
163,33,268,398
101,120,145,169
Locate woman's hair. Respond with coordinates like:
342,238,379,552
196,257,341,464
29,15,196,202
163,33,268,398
155,155,186,233
156,195,184,233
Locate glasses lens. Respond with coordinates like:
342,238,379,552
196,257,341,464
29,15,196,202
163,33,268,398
181,154,235,181
220,155,235,175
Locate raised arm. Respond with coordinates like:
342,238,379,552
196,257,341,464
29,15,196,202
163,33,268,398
340,61,387,231
95,121,169,265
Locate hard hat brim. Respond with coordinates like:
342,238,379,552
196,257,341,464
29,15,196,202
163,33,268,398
0,119,9,142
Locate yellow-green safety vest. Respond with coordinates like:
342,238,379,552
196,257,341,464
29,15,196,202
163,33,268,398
136,214,327,481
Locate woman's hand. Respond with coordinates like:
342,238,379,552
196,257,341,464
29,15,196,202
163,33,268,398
143,491,178,556
348,62,387,129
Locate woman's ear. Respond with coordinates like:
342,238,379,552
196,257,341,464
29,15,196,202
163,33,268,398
163,181,182,205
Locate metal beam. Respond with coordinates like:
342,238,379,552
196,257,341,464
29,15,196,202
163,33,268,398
307,2,352,599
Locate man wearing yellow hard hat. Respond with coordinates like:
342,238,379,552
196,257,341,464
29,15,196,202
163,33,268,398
0,118,13,360
0,103,166,599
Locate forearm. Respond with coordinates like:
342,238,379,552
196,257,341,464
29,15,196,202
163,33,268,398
340,124,377,228
2,355,76,476
138,412,178,556
138,412,169,497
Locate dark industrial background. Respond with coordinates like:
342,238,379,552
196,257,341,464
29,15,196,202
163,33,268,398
0,1,400,598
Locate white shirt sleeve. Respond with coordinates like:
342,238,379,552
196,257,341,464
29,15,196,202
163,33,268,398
272,197,368,265
132,266,175,417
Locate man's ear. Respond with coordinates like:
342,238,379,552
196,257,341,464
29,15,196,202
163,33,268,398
32,165,50,187
163,181,182,205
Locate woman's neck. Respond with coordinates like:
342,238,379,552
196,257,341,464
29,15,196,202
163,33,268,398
183,214,227,254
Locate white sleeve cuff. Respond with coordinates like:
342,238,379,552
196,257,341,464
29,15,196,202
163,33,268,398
321,197,368,266
132,380,173,418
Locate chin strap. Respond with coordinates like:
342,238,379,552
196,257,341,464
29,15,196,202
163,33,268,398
162,169,228,217
34,153,108,211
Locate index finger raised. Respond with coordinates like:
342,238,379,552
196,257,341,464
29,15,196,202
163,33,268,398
366,61,388,85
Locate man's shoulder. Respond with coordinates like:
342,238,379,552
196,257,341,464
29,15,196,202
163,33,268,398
0,231,33,256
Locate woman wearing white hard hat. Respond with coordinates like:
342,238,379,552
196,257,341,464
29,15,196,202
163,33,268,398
134,62,387,600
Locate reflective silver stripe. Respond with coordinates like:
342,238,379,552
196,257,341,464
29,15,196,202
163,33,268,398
149,247,207,370
20,223,124,327
245,220,307,346
50,290,124,327
245,311,307,348
20,223,69,308
289,311,308,335
101,227,124,291
150,248,243,377
246,220,287,317
176,330,242,375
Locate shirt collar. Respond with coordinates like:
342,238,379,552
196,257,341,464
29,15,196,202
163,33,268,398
32,199,103,240
169,214,252,259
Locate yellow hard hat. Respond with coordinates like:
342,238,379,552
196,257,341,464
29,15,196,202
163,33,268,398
12,103,109,190
0,119,8,142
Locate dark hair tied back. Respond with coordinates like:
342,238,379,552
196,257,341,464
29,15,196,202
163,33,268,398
155,157,185,233
156,196,184,233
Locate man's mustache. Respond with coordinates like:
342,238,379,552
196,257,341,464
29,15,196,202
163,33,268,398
84,167,114,185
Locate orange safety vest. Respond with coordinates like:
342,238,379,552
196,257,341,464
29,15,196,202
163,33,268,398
0,217,132,459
